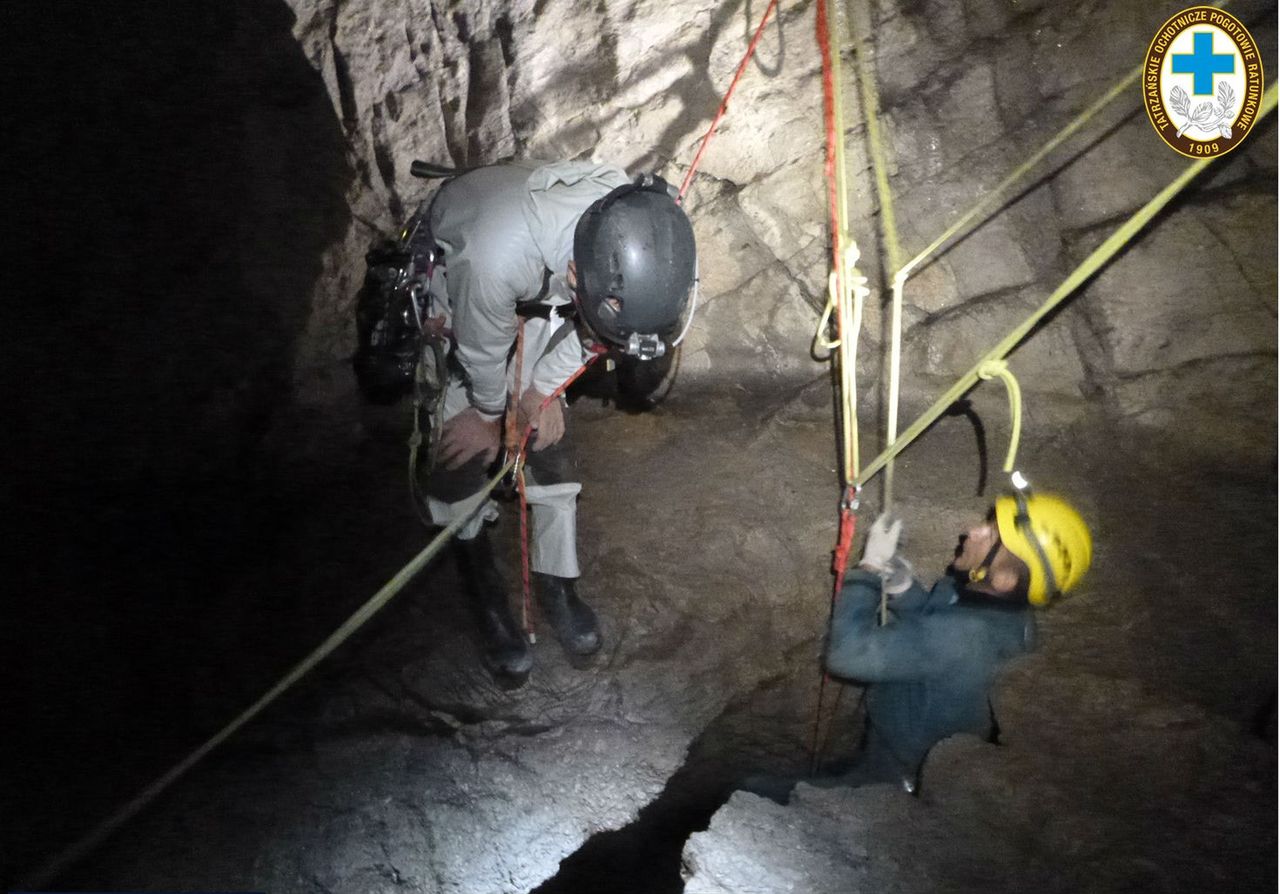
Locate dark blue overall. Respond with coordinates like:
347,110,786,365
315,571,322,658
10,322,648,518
823,570,1035,791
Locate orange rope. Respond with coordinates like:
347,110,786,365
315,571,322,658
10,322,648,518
678,0,781,202
808,0,859,776
514,346,608,640
814,0,843,324
810,488,858,772
505,318,527,455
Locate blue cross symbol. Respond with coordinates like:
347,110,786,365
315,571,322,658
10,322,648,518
1171,31,1235,95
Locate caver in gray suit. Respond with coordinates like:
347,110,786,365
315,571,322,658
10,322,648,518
421,160,696,683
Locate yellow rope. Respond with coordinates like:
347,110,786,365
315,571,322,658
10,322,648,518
895,75,1138,287
845,0,903,507
976,359,1022,474
847,0,902,272
838,248,869,482
870,3,1250,498
852,82,1276,490
895,0,1234,285
19,461,516,890
811,280,840,355
824,0,864,484
874,51,1145,509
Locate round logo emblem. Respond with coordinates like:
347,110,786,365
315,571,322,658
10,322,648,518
1144,6,1265,158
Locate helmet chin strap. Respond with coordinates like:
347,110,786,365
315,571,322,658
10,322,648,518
967,539,1004,584
1014,489,1060,599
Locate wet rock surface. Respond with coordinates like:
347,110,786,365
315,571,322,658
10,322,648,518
280,0,1276,445
60,391,836,891
8,0,1277,891
52,388,1277,893
685,421,1277,893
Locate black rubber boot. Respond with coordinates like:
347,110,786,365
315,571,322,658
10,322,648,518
453,532,533,682
533,573,602,657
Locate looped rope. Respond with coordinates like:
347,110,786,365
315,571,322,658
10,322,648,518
812,245,871,357
976,359,1023,475
851,79,1276,492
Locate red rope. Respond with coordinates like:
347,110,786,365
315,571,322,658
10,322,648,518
678,0,780,203
814,0,844,324
506,319,527,456
809,488,858,773
809,0,858,774
515,346,608,640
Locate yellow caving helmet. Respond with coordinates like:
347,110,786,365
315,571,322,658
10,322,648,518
994,492,1093,607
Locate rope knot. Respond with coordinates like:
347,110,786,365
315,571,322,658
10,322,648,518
977,358,1009,380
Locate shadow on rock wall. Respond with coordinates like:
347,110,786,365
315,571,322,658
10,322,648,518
2,0,351,881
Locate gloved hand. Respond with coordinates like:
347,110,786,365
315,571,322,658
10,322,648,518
859,513,903,572
516,388,566,452
882,555,916,596
439,408,501,470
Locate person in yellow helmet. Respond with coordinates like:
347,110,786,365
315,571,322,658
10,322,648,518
747,493,1092,801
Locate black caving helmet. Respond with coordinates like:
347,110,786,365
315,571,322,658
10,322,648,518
572,174,697,360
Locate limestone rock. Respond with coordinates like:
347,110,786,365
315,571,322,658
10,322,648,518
902,286,1087,395
1050,118,1189,233
682,262,827,389
683,665,1274,894
1080,199,1274,379
679,1,823,187
873,5,949,107
276,0,1274,433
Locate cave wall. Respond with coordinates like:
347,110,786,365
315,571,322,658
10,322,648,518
6,2,1273,888
4,1,353,879
283,0,1276,452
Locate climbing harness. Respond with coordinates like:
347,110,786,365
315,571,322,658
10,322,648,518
407,319,450,526
28,5,778,883
18,337,606,889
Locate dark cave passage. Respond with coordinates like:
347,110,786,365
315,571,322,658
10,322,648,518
4,0,352,882
532,672,840,894
5,0,1276,891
